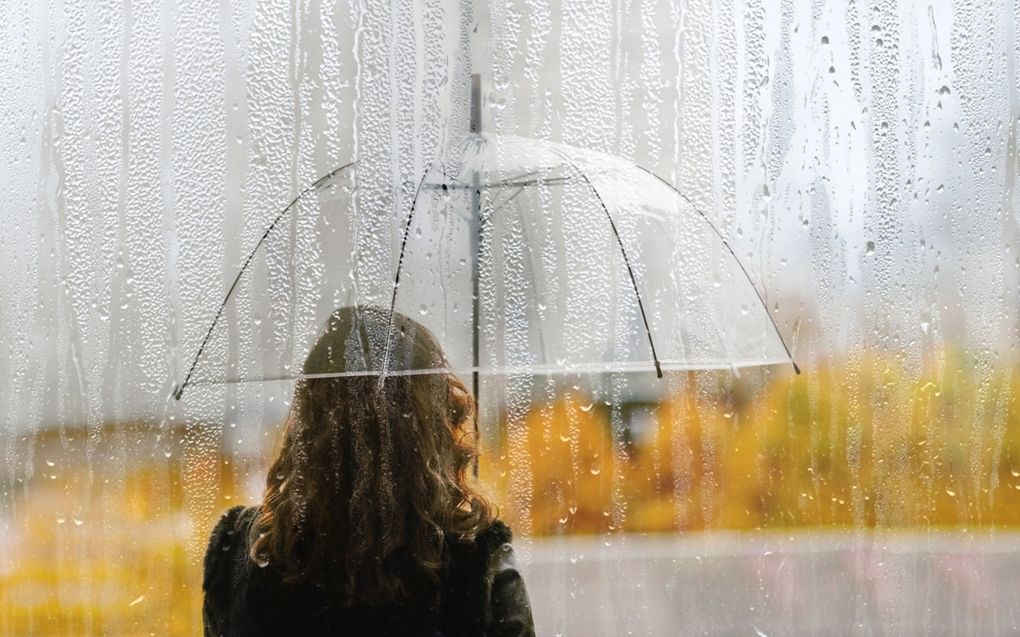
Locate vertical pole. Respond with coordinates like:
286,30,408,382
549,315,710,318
470,73,482,135
470,73,482,475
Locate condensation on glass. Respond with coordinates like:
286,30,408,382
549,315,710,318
1,1,1017,635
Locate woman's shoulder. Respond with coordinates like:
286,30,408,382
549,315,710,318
203,506,258,596
438,519,529,636
444,518,514,562
205,506,258,557
475,518,513,551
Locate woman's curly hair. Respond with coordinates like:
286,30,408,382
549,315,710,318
249,306,493,607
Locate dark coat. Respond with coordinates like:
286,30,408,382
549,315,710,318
203,506,535,637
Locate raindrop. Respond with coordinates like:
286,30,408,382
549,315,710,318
865,241,875,255
418,304,428,316
946,488,957,497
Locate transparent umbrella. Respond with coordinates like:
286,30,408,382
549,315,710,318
172,89,797,403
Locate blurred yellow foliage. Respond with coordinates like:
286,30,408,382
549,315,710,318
486,357,1020,535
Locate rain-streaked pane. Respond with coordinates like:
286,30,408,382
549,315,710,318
2,0,1018,635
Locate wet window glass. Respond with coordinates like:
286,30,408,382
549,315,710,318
2,1,1018,634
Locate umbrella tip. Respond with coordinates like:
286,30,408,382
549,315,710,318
654,359,663,379
172,383,184,401
792,361,802,375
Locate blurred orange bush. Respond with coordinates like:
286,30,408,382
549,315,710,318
485,356,1020,535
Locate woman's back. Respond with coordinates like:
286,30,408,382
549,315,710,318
203,506,533,637
201,307,535,637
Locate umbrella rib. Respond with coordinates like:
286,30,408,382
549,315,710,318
549,150,664,379
383,163,434,375
629,164,801,375
478,183,553,364
487,184,528,219
173,162,357,400
424,176,571,190
509,191,554,367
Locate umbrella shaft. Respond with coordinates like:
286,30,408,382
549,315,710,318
470,73,482,475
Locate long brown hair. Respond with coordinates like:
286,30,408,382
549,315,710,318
250,306,493,606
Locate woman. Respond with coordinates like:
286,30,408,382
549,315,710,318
203,306,535,637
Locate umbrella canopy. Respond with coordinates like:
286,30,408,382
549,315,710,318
173,132,796,399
